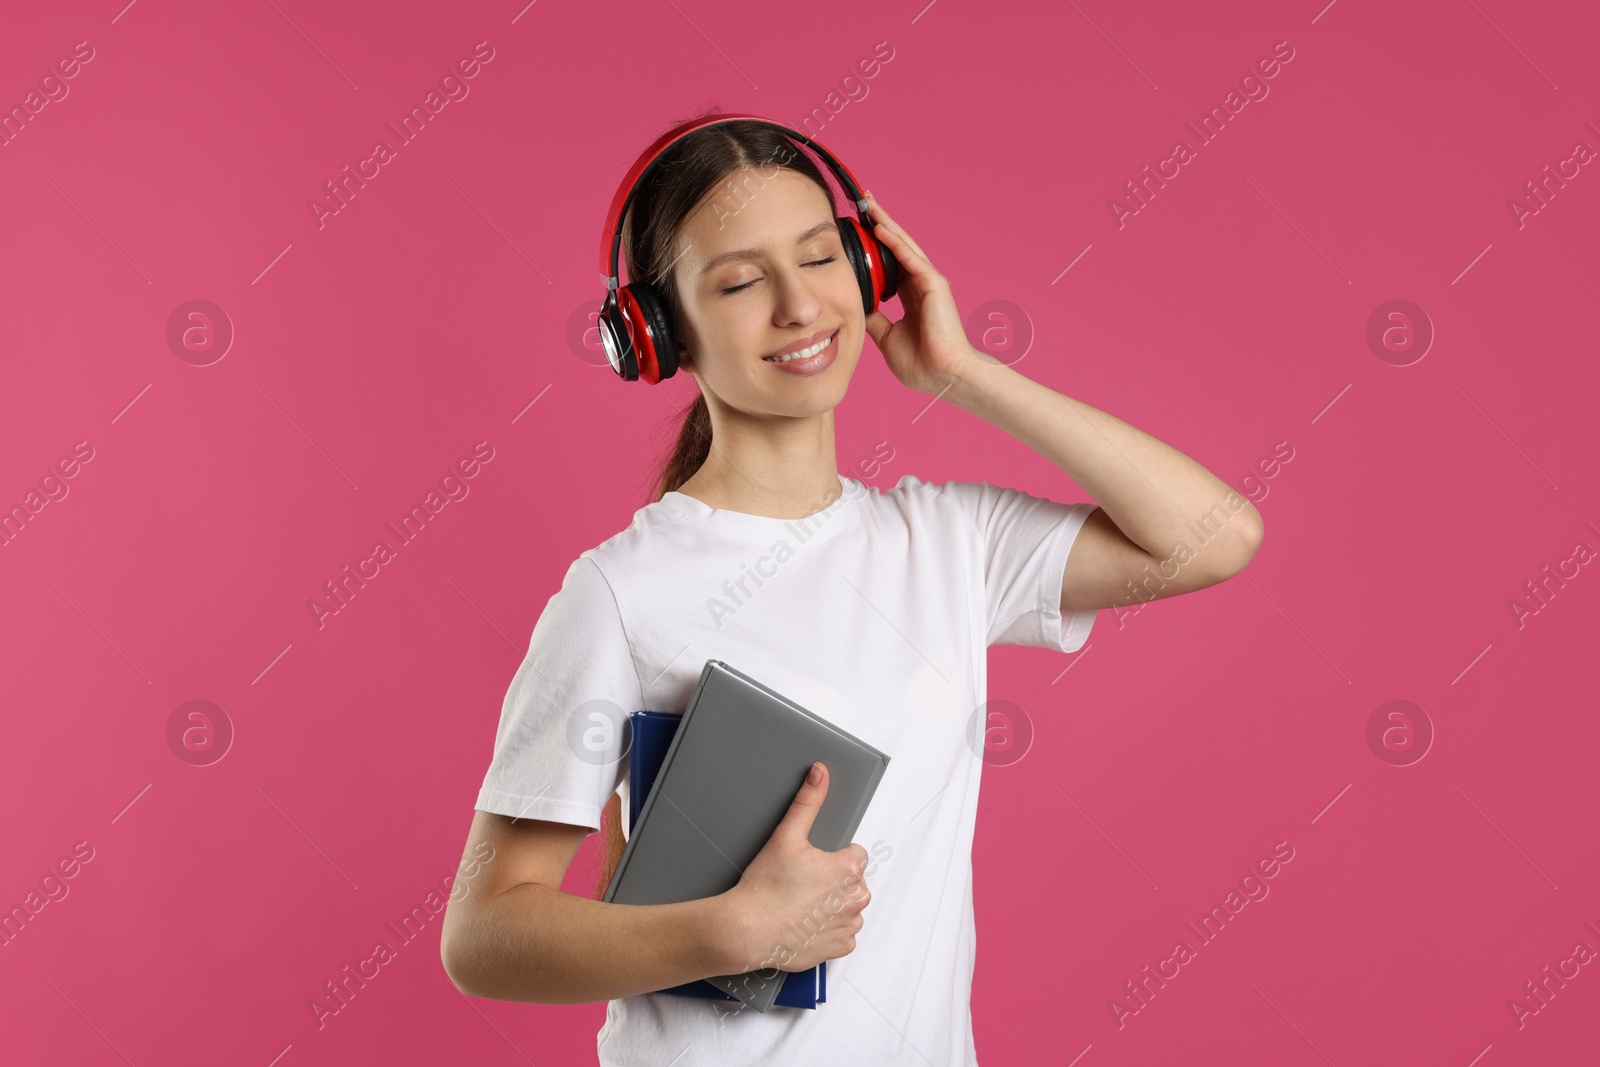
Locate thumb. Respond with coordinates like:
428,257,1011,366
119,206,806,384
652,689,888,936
864,310,892,350
776,761,829,843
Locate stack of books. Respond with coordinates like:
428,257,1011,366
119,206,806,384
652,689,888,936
627,708,827,1009
601,660,891,1012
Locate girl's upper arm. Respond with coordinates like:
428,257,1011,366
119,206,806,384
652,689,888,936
1060,506,1255,612
1060,506,1151,612
457,810,592,903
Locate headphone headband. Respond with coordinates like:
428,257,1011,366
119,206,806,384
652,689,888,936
597,113,870,283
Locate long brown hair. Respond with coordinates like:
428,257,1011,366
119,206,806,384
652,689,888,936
591,109,836,899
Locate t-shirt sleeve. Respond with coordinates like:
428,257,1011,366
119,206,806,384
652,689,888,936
939,479,1100,652
474,553,643,833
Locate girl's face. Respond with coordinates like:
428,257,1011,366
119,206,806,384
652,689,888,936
669,167,863,418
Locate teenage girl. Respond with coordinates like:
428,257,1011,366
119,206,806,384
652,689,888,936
441,113,1263,1066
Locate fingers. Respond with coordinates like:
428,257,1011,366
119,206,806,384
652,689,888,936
871,221,939,292
865,192,947,294
864,309,893,348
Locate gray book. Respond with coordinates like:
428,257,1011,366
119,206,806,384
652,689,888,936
602,658,892,1013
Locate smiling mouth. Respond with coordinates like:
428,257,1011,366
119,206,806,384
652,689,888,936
763,331,839,363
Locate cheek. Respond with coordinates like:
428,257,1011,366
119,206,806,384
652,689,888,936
687,315,768,381
828,266,868,317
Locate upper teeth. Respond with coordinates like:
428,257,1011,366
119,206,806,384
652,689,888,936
765,333,835,362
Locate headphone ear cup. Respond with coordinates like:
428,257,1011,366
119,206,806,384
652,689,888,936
599,298,638,380
837,217,900,314
632,284,678,382
836,217,875,315
875,232,901,304
618,284,678,383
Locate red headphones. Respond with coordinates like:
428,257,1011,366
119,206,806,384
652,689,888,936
596,113,901,383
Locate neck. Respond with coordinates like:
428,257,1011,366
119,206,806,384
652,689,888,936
674,410,843,519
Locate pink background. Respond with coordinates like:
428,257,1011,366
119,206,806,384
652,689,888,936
3,0,1597,1063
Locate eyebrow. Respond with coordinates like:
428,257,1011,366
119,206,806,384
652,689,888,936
696,220,837,277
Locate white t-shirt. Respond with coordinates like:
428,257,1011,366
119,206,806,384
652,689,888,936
474,473,1099,1066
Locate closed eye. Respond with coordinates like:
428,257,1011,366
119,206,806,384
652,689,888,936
721,256,838,295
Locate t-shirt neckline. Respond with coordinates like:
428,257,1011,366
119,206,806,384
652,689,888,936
657,473,863,544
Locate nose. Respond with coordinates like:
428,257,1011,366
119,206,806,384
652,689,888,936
771,263,823,328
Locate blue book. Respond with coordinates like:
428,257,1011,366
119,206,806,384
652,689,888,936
627,709,826,1009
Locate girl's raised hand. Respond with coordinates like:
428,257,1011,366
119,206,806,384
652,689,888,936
861,191,982,397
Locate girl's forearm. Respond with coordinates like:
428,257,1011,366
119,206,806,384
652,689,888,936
442,883,738,1005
